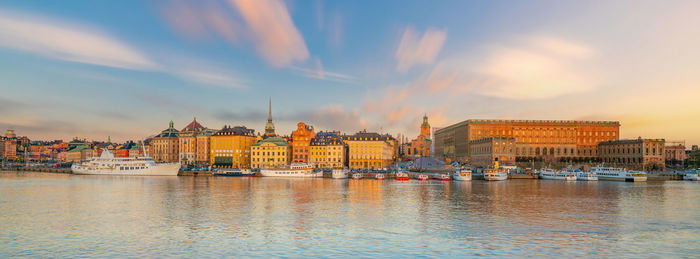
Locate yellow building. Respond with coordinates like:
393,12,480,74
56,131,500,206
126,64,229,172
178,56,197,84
344,130,394,169
250,137,292,168
210,126,256,168
309,131,346,168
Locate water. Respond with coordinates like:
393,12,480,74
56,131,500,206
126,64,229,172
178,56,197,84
1,171,698,258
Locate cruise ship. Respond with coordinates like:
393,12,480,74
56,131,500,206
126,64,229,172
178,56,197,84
539,169,576,181
71,149,180,176
260,163,321,177
591,166,647,182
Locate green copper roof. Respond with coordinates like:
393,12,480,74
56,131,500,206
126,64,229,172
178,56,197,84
252,137,290,146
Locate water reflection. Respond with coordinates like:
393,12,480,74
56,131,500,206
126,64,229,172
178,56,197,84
0,171,698,258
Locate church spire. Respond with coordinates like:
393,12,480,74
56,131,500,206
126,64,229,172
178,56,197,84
268,97,272,121
264,97,276,138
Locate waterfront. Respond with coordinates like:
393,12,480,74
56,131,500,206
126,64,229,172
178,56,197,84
1,171,698,258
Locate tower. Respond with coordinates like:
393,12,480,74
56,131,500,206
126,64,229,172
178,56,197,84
264,97,276,138
420,114,430,138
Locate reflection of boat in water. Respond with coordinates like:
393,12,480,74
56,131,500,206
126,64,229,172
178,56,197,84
331,168,348,179
591,166,647,182
71,149,179,176
453,169,472,181
260,163,320,177
214,168,254,177
539,169,576,181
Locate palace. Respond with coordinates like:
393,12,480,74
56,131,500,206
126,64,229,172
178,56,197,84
598,138,665,171
434,119,620,163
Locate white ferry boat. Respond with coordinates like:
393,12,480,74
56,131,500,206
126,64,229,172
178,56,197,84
71,149,179,176
683,170,699,181
591,166,647,182
453,168,472,181
483,168,508,181
260,163,321,178
569,169,597,181
331,168,349,179
539,169,576,181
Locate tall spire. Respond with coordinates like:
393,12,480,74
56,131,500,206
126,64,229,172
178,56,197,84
268,97,272,121
264,97,276,137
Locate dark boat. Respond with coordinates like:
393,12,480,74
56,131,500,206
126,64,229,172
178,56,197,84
213,169,255,177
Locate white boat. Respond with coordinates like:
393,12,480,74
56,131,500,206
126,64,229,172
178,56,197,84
571,169,598,181
214,168,254,177
260,163,321,177
453,169,472,181
416,174,429,180
483,168,508,181
331,168,349,179
375,173,386,180
683,170,699,181
71,149,179,176
591,166,647,182
351,172,363,179
539,169,576,181
395,171,409,180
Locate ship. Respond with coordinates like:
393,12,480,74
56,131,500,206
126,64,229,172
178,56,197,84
259,163,321,177
591,166,647,182
71,149,179,176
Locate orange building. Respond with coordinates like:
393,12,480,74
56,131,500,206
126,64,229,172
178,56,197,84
469,137,516,167
405,115,432,158
598,138,665,171
291,122,315,163
434,119,620,163
178,117,209,166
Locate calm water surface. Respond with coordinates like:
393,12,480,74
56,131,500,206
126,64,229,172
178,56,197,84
1,171,698,258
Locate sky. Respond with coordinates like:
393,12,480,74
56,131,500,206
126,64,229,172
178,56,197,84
0,0,699,146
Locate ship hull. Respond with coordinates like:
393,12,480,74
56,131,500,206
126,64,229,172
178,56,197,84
71,163,180,176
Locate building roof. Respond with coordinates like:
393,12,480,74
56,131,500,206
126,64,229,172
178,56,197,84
68,145,90,152
310,131,345,146
214,125,255,136
469,137,516,144
435,119,621,135
155,121,179,138
343,130,396,141
181,117,206,132
252,137,290,146
598,138,665,145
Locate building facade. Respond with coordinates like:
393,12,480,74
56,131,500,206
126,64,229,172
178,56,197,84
291,122,315,163
178,118,207,166
598,138,665,171
405,115,432,158
469,137,516,168
150,121,179,163
210,126,256,168
434,119,620,163
309,131,346,168
195,129,217,166
664,142,686,166
344,130,394,169
250,137,292,168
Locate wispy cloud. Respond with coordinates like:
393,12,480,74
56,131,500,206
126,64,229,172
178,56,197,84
0,9,157,70
290,57,356,83
395,26,447,72
231,0,309,67
159,1,241,43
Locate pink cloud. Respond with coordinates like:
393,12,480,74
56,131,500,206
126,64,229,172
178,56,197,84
395,26,447,72
159,1,241,43
231,0,309,67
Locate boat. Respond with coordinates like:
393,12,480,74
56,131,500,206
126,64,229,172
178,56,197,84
375,173,385,180
439,174,451,181
591,166,647,182
571,169,598,181
483,168,508,181
260,163,321,177
395,170,409,180
213,168,254,177
351,172,363,179
539,169,576,181
71,149,179,176
416,174,429,180
683,170,699,181
453,168,472,181
331,168,349,179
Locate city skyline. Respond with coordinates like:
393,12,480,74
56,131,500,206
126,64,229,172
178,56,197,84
1,0,699,145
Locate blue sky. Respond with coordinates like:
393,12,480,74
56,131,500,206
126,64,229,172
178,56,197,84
1,0,699,146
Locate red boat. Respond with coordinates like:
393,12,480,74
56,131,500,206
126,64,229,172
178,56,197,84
439,174,452,181
351,173,363,179
395,172,409,180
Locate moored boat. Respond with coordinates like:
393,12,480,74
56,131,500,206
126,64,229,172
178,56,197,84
683,170,699,181
395,170,409,180
416,174,429,180
375,173,385,180
71,149,179,176
331,168,349,179
260,163,321,177
483,168,508,181
539,169,576,181
351,172,363,179
439,174,451,181
591,166,647,182
214,168,254,177
571,169,597,181
453,169,472,181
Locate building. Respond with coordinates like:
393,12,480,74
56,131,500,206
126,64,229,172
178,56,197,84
196,129,218,166
665,141,687,166
291,122,315,163
150,121,180,163
263,98,277,138
309,131,346,168
469,137,516,167
598,138,665,171
65,145,95,163
178,117,207,166
405,115,432,158
434,119,620,163
210,125,256,168
344,130,394,169
250,137,292,168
